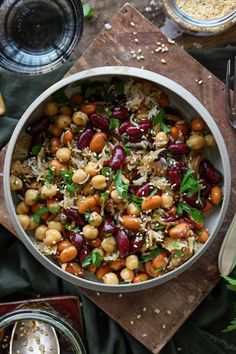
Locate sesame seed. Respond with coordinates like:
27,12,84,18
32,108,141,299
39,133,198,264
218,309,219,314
167,310,172,315
161,59,167,64
130,21,136,27
198,80,203,85
142,333,147,337
96,292,100,296
133,31,137,35
134,38,139,43
137,48,142,53
130,50,136,54
162,324,166,329
104,23,112,30
156,41,161,45
137,314,142,319
118,293,123,298
154,308,160,314
168,38,175,44
143,307,147,312
177,347,182,351
130,320,135,325
208,75,212,79
133,53,137,58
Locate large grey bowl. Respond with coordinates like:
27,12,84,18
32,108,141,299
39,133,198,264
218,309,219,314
3,66,231,293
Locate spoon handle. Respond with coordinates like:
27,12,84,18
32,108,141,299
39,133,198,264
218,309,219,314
218,213,236,276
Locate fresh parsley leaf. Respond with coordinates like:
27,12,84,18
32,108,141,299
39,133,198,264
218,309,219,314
104,233,113,238
180,169,202,203
149,188,158,196
114,170,129,197
101,167,112,177
60,169,73,183
109,118,120,130
52,88,69,104
45,168,55,183
101,192,109,208
83,3,94,18
223,319,236,333
177,202,203,223
175,251,184,257
122,139,131,156
142,248,164,263
82,252,103,268
66,183,76,196
153,223,165,231
130,195,143,207
223,275,236,291
31,144,42,155
48,205,60,214
33,207,48,223
84,212,91,222
152,108,170,133
84,86,98,99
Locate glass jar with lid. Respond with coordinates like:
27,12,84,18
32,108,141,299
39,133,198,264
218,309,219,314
162,0,236,36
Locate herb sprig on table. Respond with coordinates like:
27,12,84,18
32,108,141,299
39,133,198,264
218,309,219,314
223,272,236,332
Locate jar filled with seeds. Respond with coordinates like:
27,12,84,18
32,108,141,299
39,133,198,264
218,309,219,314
162,0,236,35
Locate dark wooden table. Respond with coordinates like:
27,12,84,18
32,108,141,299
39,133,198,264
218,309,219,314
1,3,236,353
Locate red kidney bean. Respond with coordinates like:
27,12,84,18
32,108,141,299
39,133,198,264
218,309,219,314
168,143,190,154
119,120,130,134
77,128,95,149
113,106,129,120
64,208,85,226
90,113,109,130
126,120,151,137
54,192,64,201
183,195,207,210
167,163,182,189
200,178,211,197
116,228,129,256
66,230,84,249
129,235,144,254
78,245,90,266
100,216,117,236
164,215,177,223
136,183,153,197
27,117,49,135
200,159,223,185
108,146,126,169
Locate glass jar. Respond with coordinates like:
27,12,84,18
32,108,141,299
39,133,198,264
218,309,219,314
162,0,236,36
0,302,86,353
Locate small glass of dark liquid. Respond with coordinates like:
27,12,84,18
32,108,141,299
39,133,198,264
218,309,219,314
0,0,83,75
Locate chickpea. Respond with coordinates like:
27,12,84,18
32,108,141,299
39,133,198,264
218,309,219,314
191,118,206,132
141,195,162,211
63,129,73,145
127,203,140,216
84,161,99,176
89,132,107,153
47,221,63,232
110,258,126,271
186,134,205,150
55,114,72,129
78,196,98,214
55,147,71,163
101,236,116,253
210,186,222,206
155,131,169,148
72,169,88,184
50,159,67,175
126,255,139,270
205,134,216,147
50,137,60,154
44,229,62,245
59,246,78,263
91,175,107,190
28,216,39,230
89,212,103,226
103,272,119,285
49,124,63,137
111,190,122,204
30,181,43,190
169,223,190,239
161,193,174,209
24,189,39,206
35,225,48,241
121,215,141,230
41,184,58,199
72,111,89,126
16,201,30,215
59,105,72,116
10,175,23,191
133,273,148,283
96,264,111,280
120,267,134,282
43,100,58,117
83,224,98,239
17,214,30,230
82,181,94,196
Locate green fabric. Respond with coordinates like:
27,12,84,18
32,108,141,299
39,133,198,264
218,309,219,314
0,48,236,354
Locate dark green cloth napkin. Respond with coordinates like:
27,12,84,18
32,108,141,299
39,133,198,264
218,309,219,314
1,47,236,354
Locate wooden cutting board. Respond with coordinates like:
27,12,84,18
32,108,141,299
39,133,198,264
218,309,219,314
0,4,235,353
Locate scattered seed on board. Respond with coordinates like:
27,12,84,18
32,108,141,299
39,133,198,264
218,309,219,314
154,308,160,314
198,80,203,85
143,307,147,312
162,324,166,329
104,23,112,30
118,293,123,298
130,320,135,325
137,314,142,319
130,21,136,27
168,38,175,44
161,59,167,64
167,310,172,315
142,333,147,337
96,292,100,296
134,38,139,43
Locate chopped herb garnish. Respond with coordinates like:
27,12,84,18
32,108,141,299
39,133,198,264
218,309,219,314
60,169,76,196
101,192,109,208
122,139,131,156
82,252,103,268
114,170,129,197
180,168,202,203
109,118,120,130
84,212,91,222
52,87,69,104
130,195,143,207
175,251,184,257
33,207,48,223
177,202,203,223
83,3,94,18
31,144,42,156
48,205,60,214
66,183,76,196
45,168,55,183
104,233,113,238
149,188,158,196
153,223,165,231
101,167,112,177
65,223,80,232
152,108,170,133
142,248,164,263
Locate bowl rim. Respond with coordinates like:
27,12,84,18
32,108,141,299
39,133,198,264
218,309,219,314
3,65,231,292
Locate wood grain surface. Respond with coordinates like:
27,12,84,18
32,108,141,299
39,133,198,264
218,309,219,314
0,4,236,353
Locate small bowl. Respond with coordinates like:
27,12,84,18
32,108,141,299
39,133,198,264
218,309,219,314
3,66,231,292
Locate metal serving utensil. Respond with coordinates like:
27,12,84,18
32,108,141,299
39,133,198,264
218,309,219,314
225,57,236,129
9,319,60,354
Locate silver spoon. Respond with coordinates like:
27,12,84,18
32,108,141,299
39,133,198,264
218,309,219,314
218,213,236,276
9,319,60,354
